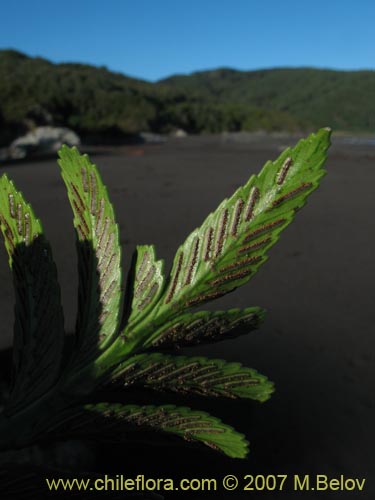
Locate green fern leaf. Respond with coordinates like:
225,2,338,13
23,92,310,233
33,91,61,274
143,307,265,349
126,245,165,326
0,176,64,415
116,129,329,354
111,353,273,402
153,129,330,314
58,146,122,369
46,403,249,458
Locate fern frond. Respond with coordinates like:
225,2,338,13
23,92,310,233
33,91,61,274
153,129,330,314
143,307,265,349
111,353,273,402
0,176,64,415
126,245,165,326
46,403,249,458
0,130,332,460
58,146,122,370
114,129,330,356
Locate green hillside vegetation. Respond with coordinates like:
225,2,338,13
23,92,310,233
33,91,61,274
0,50,374,146
159,67,375,132
0,50,159,146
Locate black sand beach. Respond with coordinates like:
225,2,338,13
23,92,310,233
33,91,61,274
0,133,373,498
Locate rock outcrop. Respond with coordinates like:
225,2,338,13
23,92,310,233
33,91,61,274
8,126,80,159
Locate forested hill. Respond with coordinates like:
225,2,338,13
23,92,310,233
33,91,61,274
1,50,374,146
0,50,159,145
159,67,375,133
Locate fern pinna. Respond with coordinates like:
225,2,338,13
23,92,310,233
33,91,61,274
0,129,331,458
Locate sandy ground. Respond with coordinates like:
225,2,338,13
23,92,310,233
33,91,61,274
0,133,374,498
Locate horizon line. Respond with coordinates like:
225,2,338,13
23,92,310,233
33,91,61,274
1,47,375,83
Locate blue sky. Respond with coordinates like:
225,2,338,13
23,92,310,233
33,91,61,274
0,0,374,81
